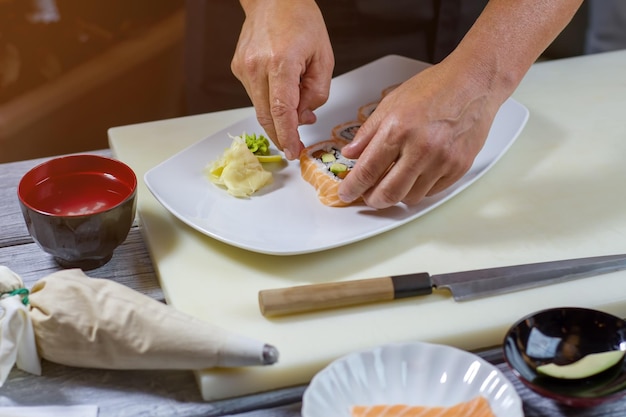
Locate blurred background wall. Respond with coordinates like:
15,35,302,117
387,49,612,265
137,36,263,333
1,0,622,163
0,0,185,163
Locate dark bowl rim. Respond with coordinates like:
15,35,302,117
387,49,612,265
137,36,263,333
17,154,138,217
502,306,626,405
506,306,625,331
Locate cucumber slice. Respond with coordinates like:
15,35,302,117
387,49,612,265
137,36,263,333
330,163,348,174
321,152,336,163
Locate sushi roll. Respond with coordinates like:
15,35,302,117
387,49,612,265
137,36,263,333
381,82,401,97
331,120,361,141
299,138,359,207
357,100,379,122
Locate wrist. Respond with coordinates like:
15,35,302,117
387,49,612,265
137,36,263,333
442,43,520,108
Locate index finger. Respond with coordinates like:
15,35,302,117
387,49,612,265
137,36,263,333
267,63,304,160
233,59,281,153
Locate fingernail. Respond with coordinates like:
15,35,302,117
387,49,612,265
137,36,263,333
338,190,353,203
284,148,295,160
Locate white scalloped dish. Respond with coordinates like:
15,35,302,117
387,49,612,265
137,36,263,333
301,342,523,417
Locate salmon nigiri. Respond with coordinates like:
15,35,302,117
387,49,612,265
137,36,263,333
351,395,496,417
299,138,359,207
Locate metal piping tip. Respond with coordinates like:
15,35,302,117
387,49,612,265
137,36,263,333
262,344,279,365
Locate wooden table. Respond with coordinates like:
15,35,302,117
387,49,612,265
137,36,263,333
0,149,303,416
2,54,626,414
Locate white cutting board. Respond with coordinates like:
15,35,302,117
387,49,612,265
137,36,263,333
109,51,626,401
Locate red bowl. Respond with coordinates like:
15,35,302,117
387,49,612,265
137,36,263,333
18,154,137,270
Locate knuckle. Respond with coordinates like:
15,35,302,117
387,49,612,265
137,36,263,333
364,188,400,209
230,56,242,77
270,100,291,119
441,148,472,175
378,187,403,207
402,194,424,206
256,113,274,129
353,163,379,187
242,54,262,73
232,53,265,80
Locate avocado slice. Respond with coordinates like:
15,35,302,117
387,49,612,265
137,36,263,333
536,350,625,379
330,162,348,175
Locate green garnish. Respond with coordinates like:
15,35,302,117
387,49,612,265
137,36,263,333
330,162,348,174
228,132,282,163
243,133,271,156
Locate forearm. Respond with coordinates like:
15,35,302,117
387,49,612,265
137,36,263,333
447,0,584,102
239,0,259,15
239,0,315,16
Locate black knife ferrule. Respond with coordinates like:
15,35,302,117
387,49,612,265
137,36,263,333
391,273,433,299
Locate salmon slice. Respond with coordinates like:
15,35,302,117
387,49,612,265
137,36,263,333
299,138,358,207
351,395,495,417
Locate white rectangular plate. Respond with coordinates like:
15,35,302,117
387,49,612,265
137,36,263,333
144,55,529,255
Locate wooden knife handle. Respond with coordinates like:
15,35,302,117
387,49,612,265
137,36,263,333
258,273,432,317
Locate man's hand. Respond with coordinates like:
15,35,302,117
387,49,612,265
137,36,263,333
339,60,501,209
232,0,335,160
338,0,583,209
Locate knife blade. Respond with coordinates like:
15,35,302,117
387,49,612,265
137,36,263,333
258,254,626,317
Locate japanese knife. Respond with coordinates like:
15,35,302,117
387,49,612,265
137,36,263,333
258,253,626,317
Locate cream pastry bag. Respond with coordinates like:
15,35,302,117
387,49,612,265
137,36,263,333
0,266,275,386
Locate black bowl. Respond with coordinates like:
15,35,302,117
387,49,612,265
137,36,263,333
503,307,626,407
18,154,137,270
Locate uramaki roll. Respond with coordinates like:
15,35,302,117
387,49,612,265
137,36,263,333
357,101,379,122
381,82,401,97
300,138,359,207
331,120,361,142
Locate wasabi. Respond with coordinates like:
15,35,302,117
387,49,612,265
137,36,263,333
238,132,282,162
243,133,270,156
